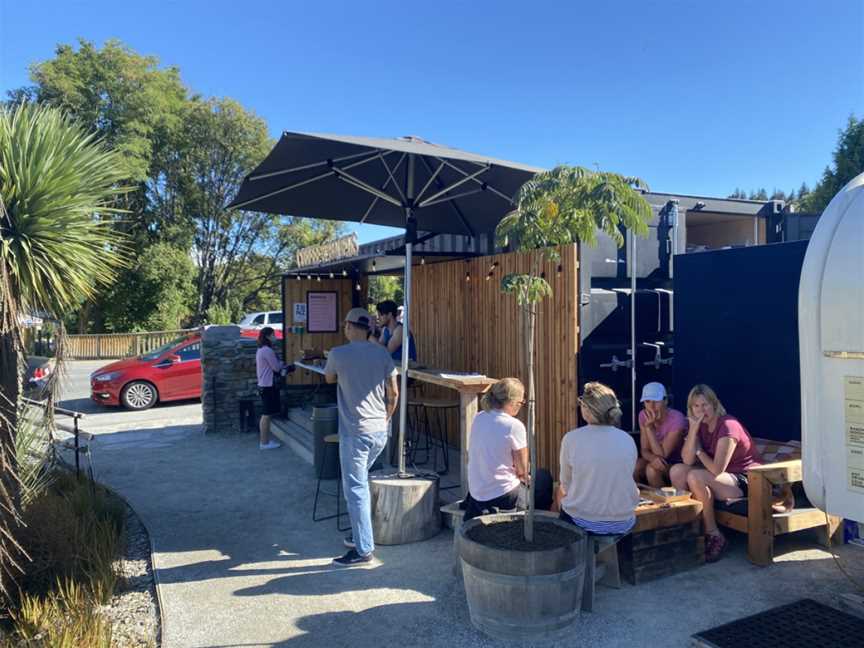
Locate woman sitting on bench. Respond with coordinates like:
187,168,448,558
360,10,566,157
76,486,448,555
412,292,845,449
464,378,551,520
558,382,639,534
634,382,687,487
670,384,763,562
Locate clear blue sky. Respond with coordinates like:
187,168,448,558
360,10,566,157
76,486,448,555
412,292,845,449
2,1,862,243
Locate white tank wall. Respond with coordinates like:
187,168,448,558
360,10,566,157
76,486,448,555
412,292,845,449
800,172,864,520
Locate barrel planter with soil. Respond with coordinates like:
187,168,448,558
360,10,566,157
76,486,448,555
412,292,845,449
458,512,587,640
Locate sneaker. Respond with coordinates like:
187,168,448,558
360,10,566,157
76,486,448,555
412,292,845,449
332,548,374,568
259,440,282,450
343,533,355,549
705,533,727,563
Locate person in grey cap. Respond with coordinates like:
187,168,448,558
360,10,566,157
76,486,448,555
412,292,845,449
324,307,399,567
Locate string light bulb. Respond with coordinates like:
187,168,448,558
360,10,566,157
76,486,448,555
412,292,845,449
465,271,471,282
557,264,563,275
486,271,493,281
329,272,334,279
296,275,300,281
342,269,347,277
355,282,361,291
307,275,312,281
316,275,321,282
372,260,376,270
420,258,425,265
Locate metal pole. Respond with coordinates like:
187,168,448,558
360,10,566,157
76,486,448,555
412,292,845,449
74,414,81,478
397,154,415,476
630,230,637,431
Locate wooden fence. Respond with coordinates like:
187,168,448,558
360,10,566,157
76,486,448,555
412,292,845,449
411,244,581,475
66,328,199,360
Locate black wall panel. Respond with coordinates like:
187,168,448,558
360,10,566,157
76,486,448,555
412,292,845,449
673,241,808,442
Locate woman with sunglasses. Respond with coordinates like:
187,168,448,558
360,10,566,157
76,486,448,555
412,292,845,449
557,382,639,534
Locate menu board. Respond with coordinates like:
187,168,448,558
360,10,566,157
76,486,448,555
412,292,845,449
306,291,338,333
845,376,864,494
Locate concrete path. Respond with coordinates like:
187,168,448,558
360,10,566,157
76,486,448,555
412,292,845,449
96,430,864,648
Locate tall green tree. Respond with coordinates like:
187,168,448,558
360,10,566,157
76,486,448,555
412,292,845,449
0,102,129,592
496,165,652,542
800,115,864,213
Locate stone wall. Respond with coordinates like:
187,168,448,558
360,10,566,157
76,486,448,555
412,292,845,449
201,326,281,435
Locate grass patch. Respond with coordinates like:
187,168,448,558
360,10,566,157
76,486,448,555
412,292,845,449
1,471,126,646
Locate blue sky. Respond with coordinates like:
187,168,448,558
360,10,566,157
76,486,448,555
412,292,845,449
3,1,862,243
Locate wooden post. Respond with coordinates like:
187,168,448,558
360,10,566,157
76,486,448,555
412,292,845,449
747,471,774,566
459,390,479,499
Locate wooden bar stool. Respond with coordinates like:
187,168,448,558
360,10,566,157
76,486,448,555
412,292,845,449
410,397,457,475
312,434,350,531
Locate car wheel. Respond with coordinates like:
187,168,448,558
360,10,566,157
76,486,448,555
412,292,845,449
121,381,158,410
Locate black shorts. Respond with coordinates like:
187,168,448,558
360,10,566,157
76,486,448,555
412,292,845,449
259,385,281,416
732,472,749,496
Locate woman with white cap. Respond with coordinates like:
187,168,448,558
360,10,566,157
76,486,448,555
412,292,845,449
633,382,687,487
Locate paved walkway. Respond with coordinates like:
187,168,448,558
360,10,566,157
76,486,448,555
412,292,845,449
96,428,864,648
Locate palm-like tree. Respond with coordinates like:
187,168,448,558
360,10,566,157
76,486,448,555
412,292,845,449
496,165,652,542
0,102,129,592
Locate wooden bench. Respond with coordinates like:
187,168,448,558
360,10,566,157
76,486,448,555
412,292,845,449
714,438,842,566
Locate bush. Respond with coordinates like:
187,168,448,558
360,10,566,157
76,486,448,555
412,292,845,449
2,472,125,645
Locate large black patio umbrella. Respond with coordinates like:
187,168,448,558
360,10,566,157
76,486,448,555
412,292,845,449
229,131,541,475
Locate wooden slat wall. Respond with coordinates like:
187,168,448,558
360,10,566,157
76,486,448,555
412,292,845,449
411,244,580,475
280,276,367,385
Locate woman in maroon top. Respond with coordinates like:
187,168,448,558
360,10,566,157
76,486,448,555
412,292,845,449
670,384,762,562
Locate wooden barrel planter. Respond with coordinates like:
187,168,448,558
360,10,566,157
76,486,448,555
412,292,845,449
458,512,587,641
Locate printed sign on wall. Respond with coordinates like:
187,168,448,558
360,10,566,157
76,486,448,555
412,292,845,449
293,303,307,323
306,291,338,333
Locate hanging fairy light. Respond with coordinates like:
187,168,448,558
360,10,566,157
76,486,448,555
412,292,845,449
342,269,347,277
557,264,563,275
316,275,321,282
372,259,377,271
296,275,301,281
465,271,471,282
355,281,362,291
485,271,493,281
329,272,334,279
420,258,425,265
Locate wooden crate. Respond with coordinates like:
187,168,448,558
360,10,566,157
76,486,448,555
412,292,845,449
619,520,705,584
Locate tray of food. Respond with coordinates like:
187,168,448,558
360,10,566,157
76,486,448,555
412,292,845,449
638,486,693,504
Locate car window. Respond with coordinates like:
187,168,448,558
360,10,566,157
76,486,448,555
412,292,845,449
176,343,201,362
142,336,194,361
253,314,265,325
269,312,283,324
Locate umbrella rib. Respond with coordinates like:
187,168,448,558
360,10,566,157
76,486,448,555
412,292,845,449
248,149,376,181
417,165,490,208
414,161,445,204
360,153,407,223
434,157,515,204
378,154,407,203
420,188,483,208
230,169,336,209
334,168,403,207
418,155,475,236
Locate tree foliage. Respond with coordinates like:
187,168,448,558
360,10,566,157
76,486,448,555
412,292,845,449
9,39,343,331
800,115,864,213
368,275,404,306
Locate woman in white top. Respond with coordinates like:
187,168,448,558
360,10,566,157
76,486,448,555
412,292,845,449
465,378,529,520
558,382,639,534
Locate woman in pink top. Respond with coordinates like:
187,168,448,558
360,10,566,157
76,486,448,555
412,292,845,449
670,384,762,562
633,382,687,487
256,327,289,450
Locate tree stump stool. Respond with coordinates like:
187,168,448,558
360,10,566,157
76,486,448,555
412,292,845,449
370,472,441,545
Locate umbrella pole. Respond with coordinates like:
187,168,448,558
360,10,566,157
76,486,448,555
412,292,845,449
398,235,412,476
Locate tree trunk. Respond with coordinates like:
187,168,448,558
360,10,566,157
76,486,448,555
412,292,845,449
0,327,23,596
524,302,537,543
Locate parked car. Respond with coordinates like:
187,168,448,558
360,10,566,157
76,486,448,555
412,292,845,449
91,334,202,410
24,355,55,399
238,310,283,331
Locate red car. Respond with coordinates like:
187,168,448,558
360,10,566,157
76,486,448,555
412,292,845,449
91,334,202,410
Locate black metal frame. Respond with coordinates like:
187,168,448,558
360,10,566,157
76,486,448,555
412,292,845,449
311,439,350,531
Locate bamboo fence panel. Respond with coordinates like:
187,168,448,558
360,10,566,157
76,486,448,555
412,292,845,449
410,244,580,475
67,328,198,360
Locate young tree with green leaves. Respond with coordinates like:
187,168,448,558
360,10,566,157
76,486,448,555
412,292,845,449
496,165,652,541
800,115,864,214
0,102,129,592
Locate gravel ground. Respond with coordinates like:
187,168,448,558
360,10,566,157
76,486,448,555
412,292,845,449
99,504,160,648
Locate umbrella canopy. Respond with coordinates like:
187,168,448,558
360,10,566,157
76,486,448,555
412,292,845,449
230,131,541,476
229,132,542,236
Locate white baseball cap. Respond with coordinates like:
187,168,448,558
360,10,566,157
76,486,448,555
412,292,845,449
640,382,667,402
345,308,373,328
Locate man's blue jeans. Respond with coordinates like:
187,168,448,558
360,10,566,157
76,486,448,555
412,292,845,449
339,431,387,556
